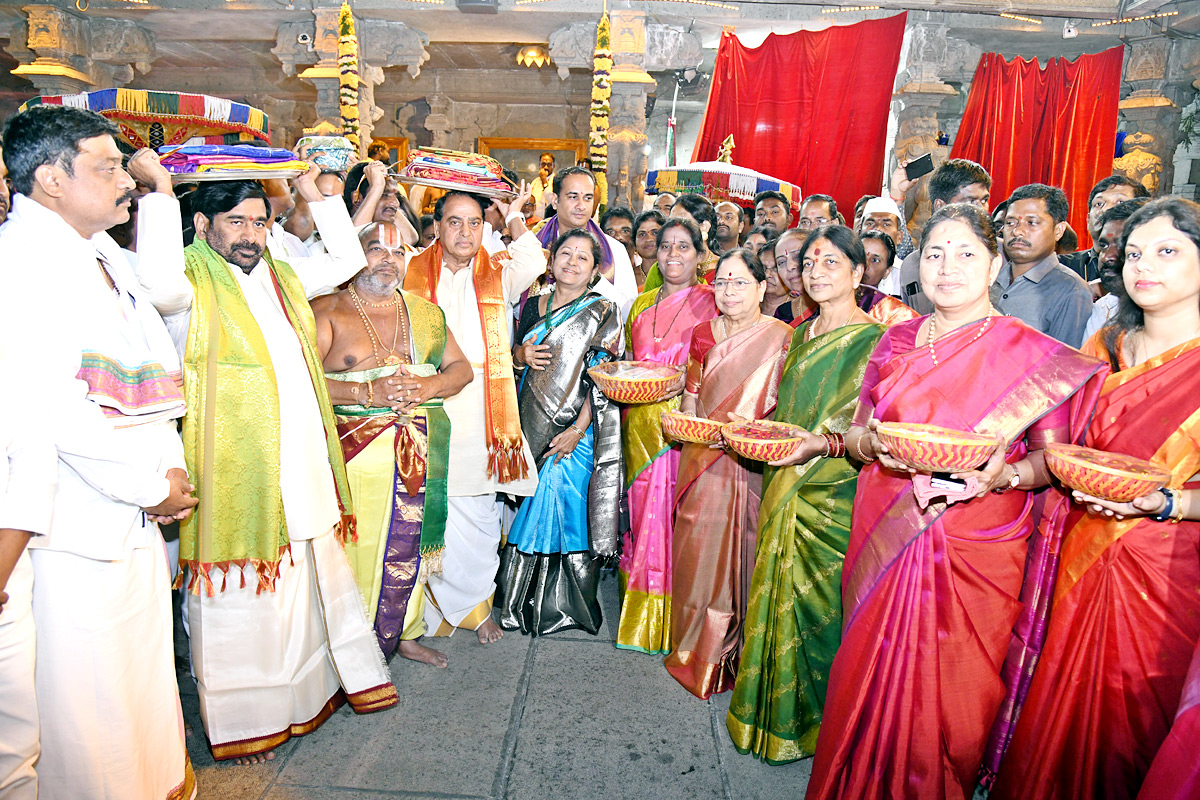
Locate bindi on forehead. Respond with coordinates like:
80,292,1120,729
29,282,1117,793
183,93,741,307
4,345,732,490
813,248,822,256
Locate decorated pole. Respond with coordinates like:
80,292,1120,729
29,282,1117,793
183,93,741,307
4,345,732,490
338,1,360,151
589,12,611,210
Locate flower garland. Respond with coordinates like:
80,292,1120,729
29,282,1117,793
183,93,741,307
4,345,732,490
589,13,611,209
338,1,360,150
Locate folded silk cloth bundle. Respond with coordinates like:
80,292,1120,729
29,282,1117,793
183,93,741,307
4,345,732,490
158,144,309,174
396,147,516,197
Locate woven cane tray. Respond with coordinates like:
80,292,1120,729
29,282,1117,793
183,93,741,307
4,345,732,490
721,419,806,462
874,422,996,472
588,361,684,405
661,410,724,445
1045,443,1172,502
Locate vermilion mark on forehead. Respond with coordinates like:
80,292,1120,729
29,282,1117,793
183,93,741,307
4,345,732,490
813,248,822,256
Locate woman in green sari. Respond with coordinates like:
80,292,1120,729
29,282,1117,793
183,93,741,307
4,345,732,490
726,224,884,764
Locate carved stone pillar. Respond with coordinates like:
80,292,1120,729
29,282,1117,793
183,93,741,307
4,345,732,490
604,10,654,210
891,24,959,237
1117,38,1182,194
549,17,700,208
273,8,429,154
4,5,155,95
425,95,453,149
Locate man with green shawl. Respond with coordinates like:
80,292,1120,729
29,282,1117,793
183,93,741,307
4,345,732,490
312,221,473,669
151,176,398,763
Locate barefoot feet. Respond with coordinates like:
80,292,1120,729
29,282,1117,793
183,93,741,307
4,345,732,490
231,750,276,766
476,617,504,644
398,637,449,668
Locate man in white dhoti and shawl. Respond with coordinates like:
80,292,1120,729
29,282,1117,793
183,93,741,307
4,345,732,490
147,175,397,763
0,388,57,800
404,188,545,644
0,105,198,800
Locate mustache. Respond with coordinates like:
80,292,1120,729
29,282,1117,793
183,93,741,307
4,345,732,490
1007,238,1031,248
116,190,135,207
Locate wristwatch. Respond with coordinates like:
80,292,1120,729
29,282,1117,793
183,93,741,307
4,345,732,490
1006,464,1020,491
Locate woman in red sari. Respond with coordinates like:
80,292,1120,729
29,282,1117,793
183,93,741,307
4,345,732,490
666,248,793,699
806,204,1106,800
994,197,1200,800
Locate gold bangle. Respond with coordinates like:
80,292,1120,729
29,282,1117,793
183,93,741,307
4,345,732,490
1171,488,1186,523
365,381,374,408
853,431,874,463
569,423,585,437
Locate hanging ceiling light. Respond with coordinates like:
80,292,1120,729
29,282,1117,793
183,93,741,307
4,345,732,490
516,45,550,69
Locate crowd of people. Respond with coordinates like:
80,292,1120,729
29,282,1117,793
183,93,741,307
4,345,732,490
0,101,1197,800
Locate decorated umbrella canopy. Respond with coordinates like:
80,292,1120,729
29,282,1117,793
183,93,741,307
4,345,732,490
646,161,801,212
18,89,270,151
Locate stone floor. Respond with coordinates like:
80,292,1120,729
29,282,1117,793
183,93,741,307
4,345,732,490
178,569,812,799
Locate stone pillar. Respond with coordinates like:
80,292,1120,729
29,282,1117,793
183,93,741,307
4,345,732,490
1116,38,1184,195
891,24,965,237
425,95,453,149
605,10,655,210
4,5,155,95
273,8,429,154
549,17,700,209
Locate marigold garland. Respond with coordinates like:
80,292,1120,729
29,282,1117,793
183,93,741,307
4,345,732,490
338,1,360,150
589,13,611,209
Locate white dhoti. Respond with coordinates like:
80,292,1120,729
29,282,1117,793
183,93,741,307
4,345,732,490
31,537,194,800
187,526,396,760
424,494,504,634
0,551,37,800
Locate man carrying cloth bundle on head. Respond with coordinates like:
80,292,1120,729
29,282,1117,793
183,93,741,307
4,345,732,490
142,174,398,764
404,182,546,644
313,221,474,668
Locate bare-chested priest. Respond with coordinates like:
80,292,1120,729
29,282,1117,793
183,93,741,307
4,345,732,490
313,222,473,668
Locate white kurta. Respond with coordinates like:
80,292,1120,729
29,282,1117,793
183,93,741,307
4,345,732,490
149,198,392,757
0,193,193,800
0,392,56,800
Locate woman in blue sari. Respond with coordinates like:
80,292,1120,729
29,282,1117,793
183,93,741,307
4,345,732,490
495,230,623,635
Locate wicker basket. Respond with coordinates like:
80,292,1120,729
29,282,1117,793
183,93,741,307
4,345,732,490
1045,443,1172,502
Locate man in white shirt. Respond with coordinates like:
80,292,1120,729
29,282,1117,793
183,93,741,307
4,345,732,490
859,196,906,297
535,167,638,323
404,188,546,644
0,104,197,799
0,389,57,800
144,175,397,763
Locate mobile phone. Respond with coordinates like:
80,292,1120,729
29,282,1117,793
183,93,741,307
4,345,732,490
905,153,934,182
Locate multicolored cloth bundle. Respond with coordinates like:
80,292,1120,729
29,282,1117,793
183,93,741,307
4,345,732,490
158,144,309,175
397,148,515,197
19,89,270,150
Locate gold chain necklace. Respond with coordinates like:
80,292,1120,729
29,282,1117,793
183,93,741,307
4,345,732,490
651,287,689,342
350,286,409,366
927,307,993,367
806,305,855,342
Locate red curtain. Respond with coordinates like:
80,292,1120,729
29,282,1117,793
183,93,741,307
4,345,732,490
950,47,1124,249
693,14,907,216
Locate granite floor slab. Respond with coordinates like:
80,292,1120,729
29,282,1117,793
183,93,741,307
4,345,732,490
181,569,811,799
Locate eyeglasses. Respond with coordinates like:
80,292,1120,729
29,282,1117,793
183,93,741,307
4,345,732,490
712,278,754,290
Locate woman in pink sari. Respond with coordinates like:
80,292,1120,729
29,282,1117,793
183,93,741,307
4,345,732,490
806,204,1106,800
615,219,717,654
666,248,793,699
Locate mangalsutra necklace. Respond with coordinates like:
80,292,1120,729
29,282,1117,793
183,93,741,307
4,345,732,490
350,286,410,366
651,287,688,342
927,307,993,367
